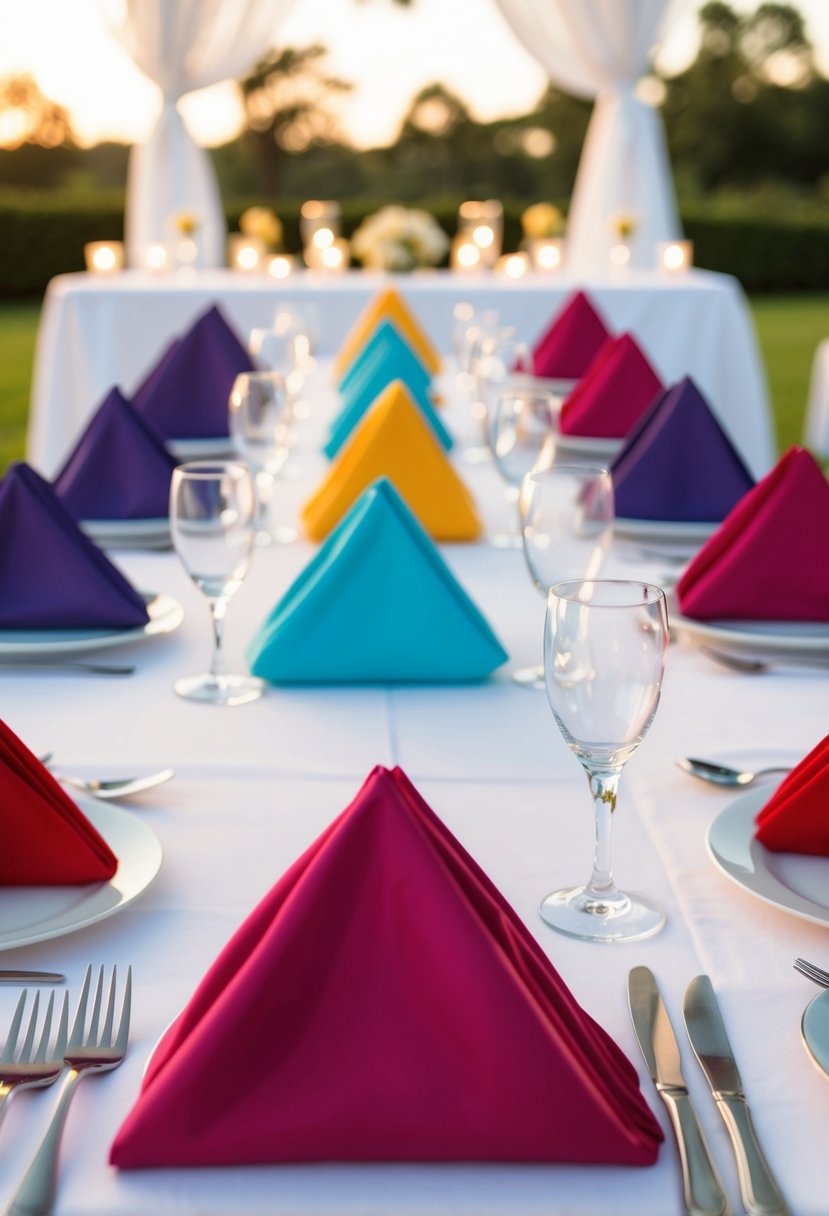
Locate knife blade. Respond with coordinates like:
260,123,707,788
0,971,65,984
683,975,788,1216
628,966,729,1216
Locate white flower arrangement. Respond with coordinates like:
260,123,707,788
351,205,449,272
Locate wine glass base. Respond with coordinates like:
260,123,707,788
174,672,265,706
539,885,665,943
511,665,545,689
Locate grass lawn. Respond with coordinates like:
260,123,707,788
0,294,827,472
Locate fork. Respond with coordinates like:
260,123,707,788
7,965,131,1216
701,646,829,674
793,957,829,987
0,990,69,1125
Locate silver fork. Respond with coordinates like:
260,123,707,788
0,991,69,1124
7,965,131,1216
793,957,829,987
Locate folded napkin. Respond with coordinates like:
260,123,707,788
610,376,755,522
532,290,611,380
132,337,181,405
133,305,253,440
0,463,149,629
559,333,663,438
0,718,117,885
339,317,430,396
53,387,178,521
326,338,450,462
111,765,662,1167
676,446,829,621
334,287,440,383
755,733,829,855
302,381,480,543
248,479,506,683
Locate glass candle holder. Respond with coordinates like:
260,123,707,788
495,252,530,279
451,236,483,272
457,200,503,267
267,254,297,280
84,241,125,274
301,200,341,266
142,243,170,273
228,234,265,272
657,240,693,274
528,239,564,272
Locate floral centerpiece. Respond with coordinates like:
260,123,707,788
239,206,283,251
351,206,449,272
521,203,565,240
610,212,637,241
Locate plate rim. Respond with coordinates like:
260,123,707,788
0,591,184,657
553,432,622,457
672,611,829,656
801,989,829,1081
614,517,719,543
706,783,829,928
82,517,169,538
0,798,162,950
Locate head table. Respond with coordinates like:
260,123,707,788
29,267,773,481
1,357,827,1215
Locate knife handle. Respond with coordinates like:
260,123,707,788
660,1088,730,1216
716,1097,788,1215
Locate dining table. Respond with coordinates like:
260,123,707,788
28,267,774,480
1,356,827,1216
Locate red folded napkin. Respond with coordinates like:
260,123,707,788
532,290,610,379
677,446,829,621
0,719,117,885
111,766,662,1168
559,333,663,438
755,734,829,855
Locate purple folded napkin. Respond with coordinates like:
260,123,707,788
610,377,755,522
0,464,149,629
133,305,253,440
53,387,178,521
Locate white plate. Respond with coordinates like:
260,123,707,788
168,436,235,460
614,518,719,546
82,518,171,551
552,432,622,461
672,613,829,662
707,783,829,928
0,593,183,658
801,990,829,1081
0,798,162,950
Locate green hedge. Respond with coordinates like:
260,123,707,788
2,192,829,296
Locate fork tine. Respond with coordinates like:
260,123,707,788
101,967,117,1046
85,966,105,1047
0,991,28,1064
68,965,92,1052
114,967,132,1054
54,991,69,1059
33,993,55,1065
18,991,41,1064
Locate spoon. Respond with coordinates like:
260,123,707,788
676,756,792,788
38,755,175,801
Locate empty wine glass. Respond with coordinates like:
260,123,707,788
228,370,295,545
517,465,614,688
487,389,558,548
470,328,532,464
170,461,264,706
541,579,668,942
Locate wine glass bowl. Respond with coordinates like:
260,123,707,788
541,578,668,942
487,388,558,548
228,370,295,545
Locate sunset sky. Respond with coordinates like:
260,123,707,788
1,0,828,150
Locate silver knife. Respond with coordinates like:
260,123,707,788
683,975,788,1216
0,971,65,983
628,966,730,1216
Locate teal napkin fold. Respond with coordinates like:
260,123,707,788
325,322,450,460
246,478,507,684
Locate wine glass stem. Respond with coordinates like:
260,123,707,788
584,766,622,902
208,598,228,681
255,469,273,534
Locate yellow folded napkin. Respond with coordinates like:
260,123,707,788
334,288,441,381
302,381,480,542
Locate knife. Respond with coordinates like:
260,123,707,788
628,966,730,1216
683,975,788,1216
0,971,65,984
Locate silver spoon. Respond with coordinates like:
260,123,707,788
676,756,791,788
38,755,175,801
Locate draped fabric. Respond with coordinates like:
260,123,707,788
100,0,296,267
493,0,684,269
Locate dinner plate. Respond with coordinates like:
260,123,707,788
707,783,829,928
0,592,183,658
613,517,719,546
0,798,162,950
552,432,622,461
672,613,829,662
168,436,236,460
82,518,171,551
801,990,829,1081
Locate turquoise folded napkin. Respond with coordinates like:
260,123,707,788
325,322,450,461
246,478,507,684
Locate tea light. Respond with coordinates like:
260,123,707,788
228,234,265,272
457,200,503,267
657,239,693,274
530,239,564,272
301,200,341,267
318,238,349,272
495,252,530,279
267,254,296,280
142,243,170,273
84,241,124,274
451,237,482,272
609,243,631,268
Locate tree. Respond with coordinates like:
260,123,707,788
0,74,74,150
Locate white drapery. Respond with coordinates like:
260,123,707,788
101,0,295,267
493,0,683,270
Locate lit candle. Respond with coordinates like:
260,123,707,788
318,238,350,272
301,200,341,267
657,240,693,274
457,200,503,267
495,252,529,279
84,241,124,274
228,234,265,272
609,243,631,268
452,238,482,271
532,239,563,272
268,254,296,280
143,243,169,272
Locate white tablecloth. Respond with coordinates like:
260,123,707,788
28,268,774,479
1,364,827,1215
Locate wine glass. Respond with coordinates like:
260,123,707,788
470,328,532,463
228,370,295,545
541,579,668,942
517,465,614,688
170,461,264,707
486,388,558,548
